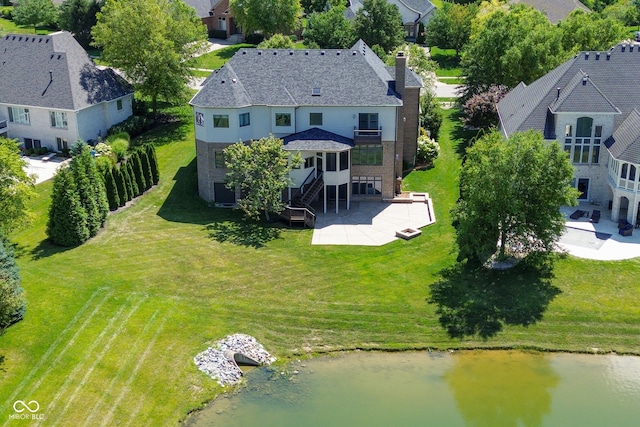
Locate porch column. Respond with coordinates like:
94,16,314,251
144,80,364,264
611,194,621,222
347,184,350,210
323,184,327,214
335,185,338,214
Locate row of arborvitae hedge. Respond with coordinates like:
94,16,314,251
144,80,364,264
46,140,159,247
0,236,26,332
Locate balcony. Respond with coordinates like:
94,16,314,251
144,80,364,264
0,119,7,132
354,127,382,144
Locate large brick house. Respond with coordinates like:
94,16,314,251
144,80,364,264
190,40,422,213
184,0,240,40
497,42,640,225
346,0,436,41
0,31,133,151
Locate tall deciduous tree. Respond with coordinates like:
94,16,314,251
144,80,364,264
354,0,405,54
452,130,579,263
13,0,57,33
0,137,35,237
0,237,26,332
230,0,302,38
92,0,207,115
558,10,627,53
461,4,564,96
57,0,103,48
303,5,356,49
224,135,301,221
425,1,477,56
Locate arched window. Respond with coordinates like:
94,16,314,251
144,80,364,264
630,165,636,181
621,163,628,179
576,117,593,137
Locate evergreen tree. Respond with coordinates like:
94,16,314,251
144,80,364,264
145,144,160,185
113,166,128,206
0,237,26,331
130,151,147,193
126,160,140,196
47,167,90,247
103,166,120,211
71,146,108,237
139,149,153,191
120,161,134,201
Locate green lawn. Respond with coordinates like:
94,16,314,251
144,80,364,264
187,44,255,70
0,16,55,35
430,46,462,77
1,108,639,425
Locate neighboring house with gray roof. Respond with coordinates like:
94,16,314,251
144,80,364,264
508,0,590,24
346,0,436,41
497,43,640,226
0,31,133,152
190,40,422,212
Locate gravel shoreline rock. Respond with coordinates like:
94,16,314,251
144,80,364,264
194,334,276,386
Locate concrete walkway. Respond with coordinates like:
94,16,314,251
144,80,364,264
311,195,436,246
23,155,67,184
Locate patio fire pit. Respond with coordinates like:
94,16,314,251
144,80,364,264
396,228,421,240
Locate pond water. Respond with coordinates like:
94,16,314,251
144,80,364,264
185,350,640,427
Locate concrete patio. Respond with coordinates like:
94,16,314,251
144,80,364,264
311,194,436,246
558,205,640,260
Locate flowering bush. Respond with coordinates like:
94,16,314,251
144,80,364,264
416,134,440,165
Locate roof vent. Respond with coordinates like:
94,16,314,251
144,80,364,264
582,76,588,85
622,45,626,52
232,78,237,83
606,52,611,60
352,50,356,55
258,51,262,55
311,87,321,96
585,52,589,60
305,51,309,55
556,87,561,99
631,45,635,52
273,51,277,55
595,52,600,60
289,51,294,55
242,51,246,54
320,51,325,55
336,51,340,55
221,79,225,84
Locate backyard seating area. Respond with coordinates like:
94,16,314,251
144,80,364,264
569,209,587,220
618,218,633,236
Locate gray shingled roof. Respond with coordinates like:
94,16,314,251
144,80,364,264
497,44,640,138
183,0,214,18
346,0,436,21
191,41,417,109
548,71,619,114
0,32,132,111
509,0,590,24
283,127,354,152
605,109,640,163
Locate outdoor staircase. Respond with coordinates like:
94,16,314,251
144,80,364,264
279,173,323,228
297,173,324,206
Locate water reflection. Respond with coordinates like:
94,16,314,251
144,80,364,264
445,351,558,426
185,351,640,427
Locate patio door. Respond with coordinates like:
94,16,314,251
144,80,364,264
577,178,589,200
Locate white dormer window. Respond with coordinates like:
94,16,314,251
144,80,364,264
50,111,67,129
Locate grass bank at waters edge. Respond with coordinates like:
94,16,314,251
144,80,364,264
1,107,639,425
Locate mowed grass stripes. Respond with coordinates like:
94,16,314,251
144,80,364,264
1,107,639,426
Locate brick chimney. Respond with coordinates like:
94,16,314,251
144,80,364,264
395,51,406,98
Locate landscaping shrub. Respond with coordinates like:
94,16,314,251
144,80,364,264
47,167,90,247
145,144,160,185
416,132,440,165
103,166,120,211
126,160,140,196
94,142,112,157
108,138,129,162
120,162,134,201
461,85,508,129
139,149,153,191
130,151,147,193
113,166,128,206
0,237,26,330
244,33,265,45
71,146,109,237
107,115,151,139
208,29,227,39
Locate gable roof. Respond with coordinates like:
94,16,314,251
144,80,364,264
508,0,590,24
0,32,132,111
346,0,436,22
191,40,421,109
183,0,214,18
605,109,640,163
497,44,640,138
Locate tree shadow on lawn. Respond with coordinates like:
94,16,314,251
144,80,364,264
27,239,76,260
429,253,561,339
206,219,282,248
